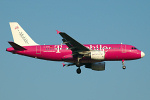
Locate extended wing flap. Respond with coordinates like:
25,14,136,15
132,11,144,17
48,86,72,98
8,41,27,50
59,32,90,53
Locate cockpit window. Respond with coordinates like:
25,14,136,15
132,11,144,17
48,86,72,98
131,47,137,49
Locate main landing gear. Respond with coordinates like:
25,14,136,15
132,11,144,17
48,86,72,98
76,68,81,74
122,60,126,69
62,56,83,74
76,62,81,74
62,63,82,74
76,56,82,74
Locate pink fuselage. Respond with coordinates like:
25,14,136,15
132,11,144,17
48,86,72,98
7,44,142,63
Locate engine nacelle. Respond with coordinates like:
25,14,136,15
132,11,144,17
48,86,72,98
85,62,105,71
91,51,105,60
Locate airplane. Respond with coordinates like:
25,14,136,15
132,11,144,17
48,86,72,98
6,22,145,74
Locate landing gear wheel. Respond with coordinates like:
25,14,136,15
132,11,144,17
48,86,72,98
122,66,126,69
122,60,126,70
76,68,81,74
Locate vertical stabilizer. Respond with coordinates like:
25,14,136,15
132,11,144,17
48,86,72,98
9,22,38,46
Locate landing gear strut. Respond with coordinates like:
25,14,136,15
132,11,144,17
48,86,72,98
122,60,126,69
76,68,81,74
76,55,82,74
76,62,81,67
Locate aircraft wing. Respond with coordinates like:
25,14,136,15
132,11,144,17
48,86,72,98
59,32,90,54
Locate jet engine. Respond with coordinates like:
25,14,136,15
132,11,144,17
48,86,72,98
90,51,105,60
85,62,105,71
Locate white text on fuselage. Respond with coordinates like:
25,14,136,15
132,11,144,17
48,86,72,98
46,45,117,53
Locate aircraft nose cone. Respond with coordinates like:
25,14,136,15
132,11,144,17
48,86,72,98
141,51,145,58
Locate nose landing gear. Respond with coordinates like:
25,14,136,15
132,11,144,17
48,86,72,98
122,60,126,69
122,65,126,69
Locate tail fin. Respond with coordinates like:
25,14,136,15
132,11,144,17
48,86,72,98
9,22,38,46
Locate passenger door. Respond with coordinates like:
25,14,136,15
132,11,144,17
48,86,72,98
36,46,41,54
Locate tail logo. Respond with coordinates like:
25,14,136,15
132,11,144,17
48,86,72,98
14,26,29,44
19,32,29,44
15,26,19,29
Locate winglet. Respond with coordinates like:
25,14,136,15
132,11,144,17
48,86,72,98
56,30,61,34
62,63,66,67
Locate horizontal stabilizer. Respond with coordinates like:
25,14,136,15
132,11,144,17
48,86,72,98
8,41,27,50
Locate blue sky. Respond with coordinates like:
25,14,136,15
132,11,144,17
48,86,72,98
0,0,150,100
